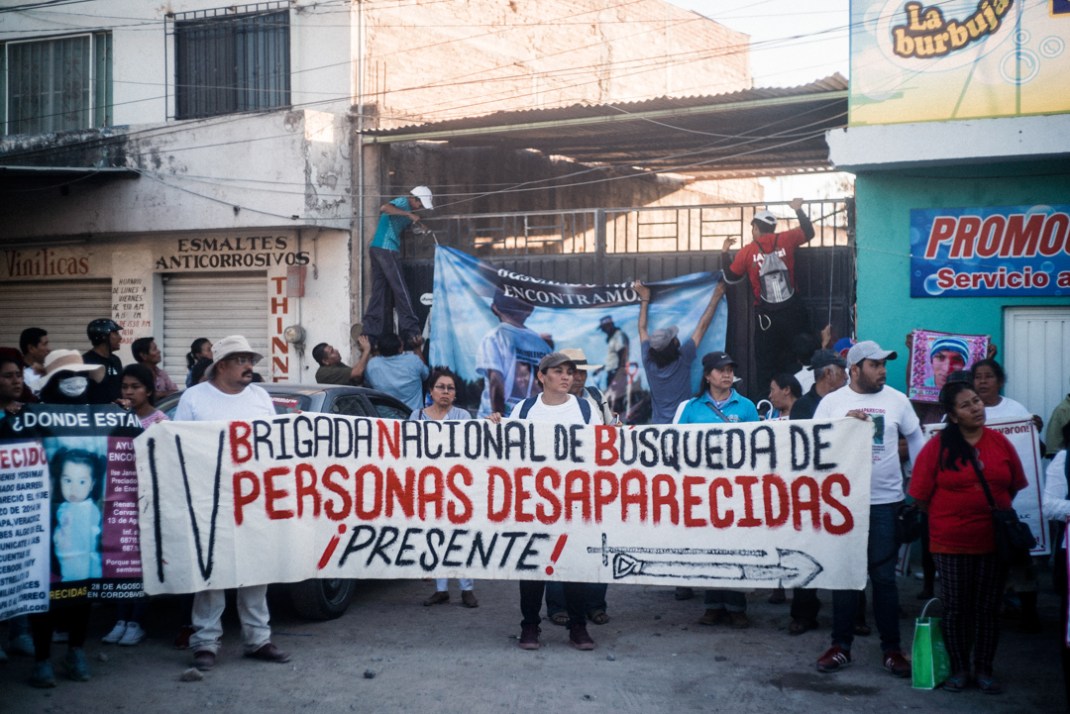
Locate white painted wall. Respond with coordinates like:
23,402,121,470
1,1,355,126
1,109,352,237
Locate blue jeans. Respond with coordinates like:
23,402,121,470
831,502,901,653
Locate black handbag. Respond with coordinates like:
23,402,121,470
969,453,1036,566
895,502,925,545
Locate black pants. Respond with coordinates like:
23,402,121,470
520,580,587,628
754,295,811,393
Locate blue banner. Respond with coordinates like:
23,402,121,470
909,204,1070,297
428,246,726,423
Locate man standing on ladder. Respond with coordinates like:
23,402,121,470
721,198,815,394
362,185,434,347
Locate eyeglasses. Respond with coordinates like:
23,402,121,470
226,355,257,365
433,384,456,392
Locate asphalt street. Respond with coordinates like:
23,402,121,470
1,573,1065,714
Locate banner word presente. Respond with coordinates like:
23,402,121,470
135,414,874,595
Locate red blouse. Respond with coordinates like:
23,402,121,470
908,428,1027,554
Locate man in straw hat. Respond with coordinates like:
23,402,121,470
174,335,291,672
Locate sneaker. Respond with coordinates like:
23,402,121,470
423,591,450,606
118,622,146,646
245,642,290,664
63,648,91,682
101,621,127,644
817,645,852,673
697,608,727,626
28,661,56,688
568,624,596,651
883,650,911,678
518,624,541,650
192,650,216,672
977,674,1003,695
461,590,479,608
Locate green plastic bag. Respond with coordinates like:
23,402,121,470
912,598,951,690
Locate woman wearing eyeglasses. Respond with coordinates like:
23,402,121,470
409,366,478,607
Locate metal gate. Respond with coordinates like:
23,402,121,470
402,198,855,399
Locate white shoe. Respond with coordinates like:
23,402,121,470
118,622,145,646
102,621,127,644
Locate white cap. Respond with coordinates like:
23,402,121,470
846,340,897,366
752,209,776,228
410,185,434,210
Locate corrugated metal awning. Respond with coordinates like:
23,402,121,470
362,75,848,179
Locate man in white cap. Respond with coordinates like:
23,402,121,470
174,335,290,672
721,198,814,393
362,185,434,347
812,340,925,679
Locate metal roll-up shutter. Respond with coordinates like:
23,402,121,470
162,272,269,383
0,280,112,352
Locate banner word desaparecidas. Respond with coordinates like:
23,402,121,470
135,415,873,595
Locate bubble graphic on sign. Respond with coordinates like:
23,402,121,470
1001,49,1040,85
923,274,945,296
1040,36,1066,60
1041,261,1055,274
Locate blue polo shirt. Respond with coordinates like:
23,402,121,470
370,196,415,252
673,389,760,424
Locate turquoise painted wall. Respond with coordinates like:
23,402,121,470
854,161,1070,393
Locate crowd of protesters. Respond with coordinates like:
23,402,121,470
2,195,1068,698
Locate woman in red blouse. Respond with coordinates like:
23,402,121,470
909,381,1027,695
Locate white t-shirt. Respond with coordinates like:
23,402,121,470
814,385,922,505
984,396,1032,421
509,394,603,426
174,381,275,422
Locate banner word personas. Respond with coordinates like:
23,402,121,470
0,405,145,604
135,414,874,595
924,417,1048,555
0,440,50,619
428,246,726,422
910,204,1070,298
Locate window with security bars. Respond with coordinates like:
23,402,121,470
174,8,291,120
1,32,112,135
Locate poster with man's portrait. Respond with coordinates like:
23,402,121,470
907,329,989,403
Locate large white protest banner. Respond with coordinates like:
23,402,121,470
135,415,873,595
924,417,1048,556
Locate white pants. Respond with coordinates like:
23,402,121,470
435,578,474,592
189,586,271,654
